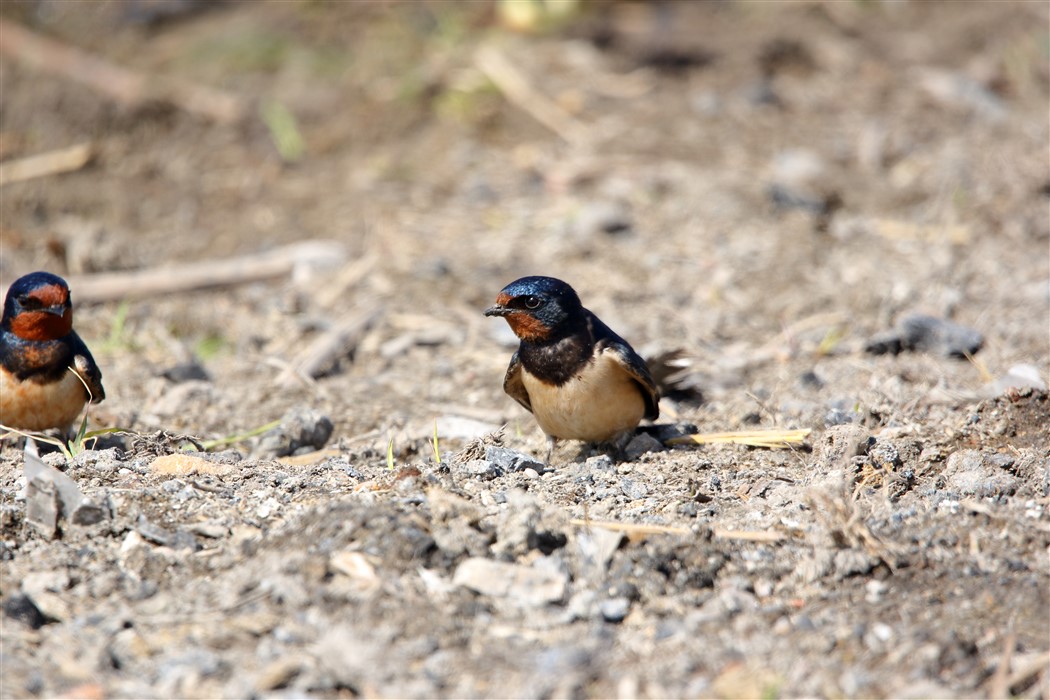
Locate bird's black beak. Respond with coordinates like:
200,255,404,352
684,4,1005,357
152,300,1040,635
484,304,509,318
42,304,68,317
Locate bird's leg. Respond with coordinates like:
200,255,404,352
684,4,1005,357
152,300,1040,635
609,430,636,462
544,435,558,466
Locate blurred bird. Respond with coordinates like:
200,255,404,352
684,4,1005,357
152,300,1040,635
485,275,658,463
0,272,105,434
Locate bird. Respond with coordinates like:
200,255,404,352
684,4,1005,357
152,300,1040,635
484,275,658,463
0,271,105,435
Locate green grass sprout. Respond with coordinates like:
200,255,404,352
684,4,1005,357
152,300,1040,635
432,420,441,464
196,419,282,451
261,100,305,162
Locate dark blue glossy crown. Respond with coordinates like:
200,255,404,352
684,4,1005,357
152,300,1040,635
3,271,70,320
500,276,581,306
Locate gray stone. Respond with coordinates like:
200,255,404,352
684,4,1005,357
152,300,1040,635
624,432,663,461
24,450,106,535
943,450,1020,497
486,446,544,473
254,406,333,458
460,459,503,480
865,314,983,359
619,477,650,500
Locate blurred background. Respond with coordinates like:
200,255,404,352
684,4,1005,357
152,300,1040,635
1,0,1047,439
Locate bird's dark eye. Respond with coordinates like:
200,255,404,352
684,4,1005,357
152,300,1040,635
524,296,542,310
17,294,38,309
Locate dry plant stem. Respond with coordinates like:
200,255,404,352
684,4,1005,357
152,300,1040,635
667,428,811,448
278,304,385,388
570,519,690,536
474,44,589,147
0,143,93,186
987,630,1017,700
59,241,347,303
0,19,244,124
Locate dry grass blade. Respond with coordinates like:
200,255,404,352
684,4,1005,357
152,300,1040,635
474,44,589,147
570,519,690,540
711,528,787,543
987,630,1017,700
667,428,812,449
0,143,93,186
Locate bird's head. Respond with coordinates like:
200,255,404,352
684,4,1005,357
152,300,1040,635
2,271,75,341
484,276,583,342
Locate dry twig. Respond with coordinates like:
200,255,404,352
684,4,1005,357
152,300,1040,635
0,143,93,186
57,241,348,304
0,18,245,124
474,44,589,147
277,304,385,389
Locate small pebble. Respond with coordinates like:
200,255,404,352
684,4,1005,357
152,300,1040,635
599,597,631,623
865,314,983,359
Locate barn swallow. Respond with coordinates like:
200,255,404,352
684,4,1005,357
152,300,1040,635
0,272,105,434
485,276,659,463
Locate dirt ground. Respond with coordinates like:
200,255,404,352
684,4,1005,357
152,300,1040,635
1,1,1048,698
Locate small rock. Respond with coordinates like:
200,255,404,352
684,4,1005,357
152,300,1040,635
619,477,649,500
824,406,861,426
20,571,72,622
818,424,870,466
865,314,983,359
329,551,380,592
25,473,58,539
984,363,1047,396
574,200,632,237
943,450,1020,497
71,447,124,470
159,361,211,383
485,446,544,473
452,557,568,607
575,527,624,582
137,516,199,550
2,594,49,629
599,597,631,623
565,590,598,621
833,549,879,579
585,455,615,472
255,657,303,693
459,459,503,480
918,68,1007,123
25,450,106,534
254,406,334,458
187,522,228,539
865,580,889,604
624,432,663,461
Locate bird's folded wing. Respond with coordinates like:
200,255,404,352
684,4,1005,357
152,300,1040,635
502,351,532,413
598,339,660,420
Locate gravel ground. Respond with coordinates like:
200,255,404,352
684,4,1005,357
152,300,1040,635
1,2,1048,698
